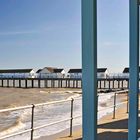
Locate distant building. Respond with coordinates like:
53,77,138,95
123,67,140,78
36,69,42,74
68,68,108,79
108,73,124,78
68,69,82,78
36,67,65,78
0,69,35,78
97,68,108,79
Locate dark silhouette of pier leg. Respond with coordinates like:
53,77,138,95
25,79,27,88
1,79,3,87
31,80,34,88
18,79,21,88
38,80,40,88
7,79,9,87
104,80,106,89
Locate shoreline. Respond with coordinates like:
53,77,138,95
36,125,82,140
37,93,127,140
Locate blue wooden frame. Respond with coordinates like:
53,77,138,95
82,0,139,140
82,0,97,140
128,0,139,140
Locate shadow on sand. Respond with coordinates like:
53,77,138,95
69,117,140,140
97,117,140,140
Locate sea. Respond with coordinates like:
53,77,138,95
0,91,120,140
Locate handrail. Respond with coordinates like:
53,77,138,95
0,105,33,113
0,97,82,113
35,99,72,107
98,89,128,97
0,129,32,140
73,115,82,119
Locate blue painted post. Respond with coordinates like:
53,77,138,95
82,0,97,140
128,0,139,140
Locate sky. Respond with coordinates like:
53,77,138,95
0,0,129,72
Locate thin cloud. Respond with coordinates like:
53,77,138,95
0,30,45,36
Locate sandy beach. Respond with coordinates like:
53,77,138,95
0,88,130,140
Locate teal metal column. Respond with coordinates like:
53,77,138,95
128,0,139,140
82,0,97,140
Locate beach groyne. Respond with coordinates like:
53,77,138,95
0,78,130,89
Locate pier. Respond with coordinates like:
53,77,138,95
0,78,131,89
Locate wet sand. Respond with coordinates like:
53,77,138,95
0,88,82,109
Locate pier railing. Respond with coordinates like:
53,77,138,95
0,90,129,140
0,97,82,140
98,89,129,119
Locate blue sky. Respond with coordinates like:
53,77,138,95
0,0,129,72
